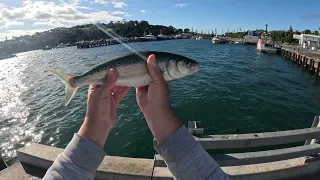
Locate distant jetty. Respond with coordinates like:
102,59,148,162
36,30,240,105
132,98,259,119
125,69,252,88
76,36,182,49
280,45,320,76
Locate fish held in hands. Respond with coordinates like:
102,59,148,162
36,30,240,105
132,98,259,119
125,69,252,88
49,51,200,106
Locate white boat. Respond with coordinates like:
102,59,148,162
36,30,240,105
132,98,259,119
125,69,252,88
212,37,221,44
141,34,157,41
196,36,202,40
56,43,67,48
157,34,169,40
257,39,278,53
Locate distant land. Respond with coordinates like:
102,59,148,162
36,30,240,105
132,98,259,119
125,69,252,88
0,20,319,55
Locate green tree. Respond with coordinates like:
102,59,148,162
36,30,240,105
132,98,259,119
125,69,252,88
313,31,319,35
302,29,311,34
183,28,190,33
176,29,183,34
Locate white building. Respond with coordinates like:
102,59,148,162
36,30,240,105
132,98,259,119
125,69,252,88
243,31,260,44
293,34,320,48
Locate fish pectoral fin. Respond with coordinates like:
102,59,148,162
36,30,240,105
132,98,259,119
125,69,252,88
48,69,78,106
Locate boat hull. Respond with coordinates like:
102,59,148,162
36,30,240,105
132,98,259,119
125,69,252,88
212,40,221,44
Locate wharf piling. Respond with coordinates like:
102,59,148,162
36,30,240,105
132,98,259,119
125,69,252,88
281,47,320,76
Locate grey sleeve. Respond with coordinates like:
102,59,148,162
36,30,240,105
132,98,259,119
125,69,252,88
42,134,105,180
154,126,229,180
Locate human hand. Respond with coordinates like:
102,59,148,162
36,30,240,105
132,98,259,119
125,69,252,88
78,69,130,148
136,55,181,143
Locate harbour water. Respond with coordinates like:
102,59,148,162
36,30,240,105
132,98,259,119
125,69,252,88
1,39,320,165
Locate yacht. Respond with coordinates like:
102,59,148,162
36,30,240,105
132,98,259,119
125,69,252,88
141,32,157,41
212,37,221,44
196,36,202,40
157,30,170,40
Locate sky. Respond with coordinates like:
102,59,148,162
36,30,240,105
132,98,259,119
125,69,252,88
0,0,319,41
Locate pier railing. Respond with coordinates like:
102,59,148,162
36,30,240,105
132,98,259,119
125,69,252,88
154,116,320,180
1,116,320,180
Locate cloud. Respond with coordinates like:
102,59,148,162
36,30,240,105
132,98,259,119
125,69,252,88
175,3,187,7
0,21,24,30
111,11,126,15
0,29,47,41
0,1,124,28
112,1,127,8
94,0,108,5
111,11,131,18
140,10,146,14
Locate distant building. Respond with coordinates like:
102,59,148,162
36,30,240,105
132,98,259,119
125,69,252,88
243,31,260,44
293,34,320,48
12,36,16,40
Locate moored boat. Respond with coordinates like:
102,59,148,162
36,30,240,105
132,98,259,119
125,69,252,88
212,37,221,44
257,39,278,53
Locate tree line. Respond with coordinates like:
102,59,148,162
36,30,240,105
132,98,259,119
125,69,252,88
0,21,319,55
0,20,183,54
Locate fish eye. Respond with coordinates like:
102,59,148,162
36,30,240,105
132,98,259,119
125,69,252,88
187,62,192,68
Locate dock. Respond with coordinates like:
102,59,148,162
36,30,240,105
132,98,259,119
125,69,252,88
280,46,320,76
2,116,320,179
76,37,176,49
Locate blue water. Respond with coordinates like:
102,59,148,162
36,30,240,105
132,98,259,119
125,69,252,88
1,39,320,165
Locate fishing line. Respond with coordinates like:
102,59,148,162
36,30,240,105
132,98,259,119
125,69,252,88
57,0,147,59
94,22,147,60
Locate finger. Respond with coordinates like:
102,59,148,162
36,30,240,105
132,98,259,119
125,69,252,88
115,87,130,104
135,86,148,103
89,84,101,93
111,86,123,94
100,68,117,94
146,54,164,84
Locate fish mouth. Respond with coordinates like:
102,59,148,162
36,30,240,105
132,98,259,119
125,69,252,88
191,65,200,73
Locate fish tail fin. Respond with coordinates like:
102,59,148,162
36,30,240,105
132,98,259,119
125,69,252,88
48,70,78,106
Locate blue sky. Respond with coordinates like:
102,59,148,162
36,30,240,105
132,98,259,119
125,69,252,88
0,0,319,40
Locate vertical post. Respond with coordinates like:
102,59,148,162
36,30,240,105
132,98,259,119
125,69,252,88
317,62,320,76
310,59,314,72
305,116,320,145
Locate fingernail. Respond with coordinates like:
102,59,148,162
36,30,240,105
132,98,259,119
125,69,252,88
149,54,157,67
109,68,115,76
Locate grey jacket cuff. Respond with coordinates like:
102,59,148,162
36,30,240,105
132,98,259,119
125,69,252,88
62,133,105,174
154,126,196,163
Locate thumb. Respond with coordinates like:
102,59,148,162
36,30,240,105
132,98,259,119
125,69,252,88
147,54,163,83
101,68,117,93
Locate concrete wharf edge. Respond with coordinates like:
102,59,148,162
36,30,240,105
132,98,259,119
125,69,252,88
280,46,320,76
10,142,320,180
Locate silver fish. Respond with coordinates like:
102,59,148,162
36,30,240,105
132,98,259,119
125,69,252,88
49,51,200,106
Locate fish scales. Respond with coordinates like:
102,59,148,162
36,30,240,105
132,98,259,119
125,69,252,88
48,51,200,106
